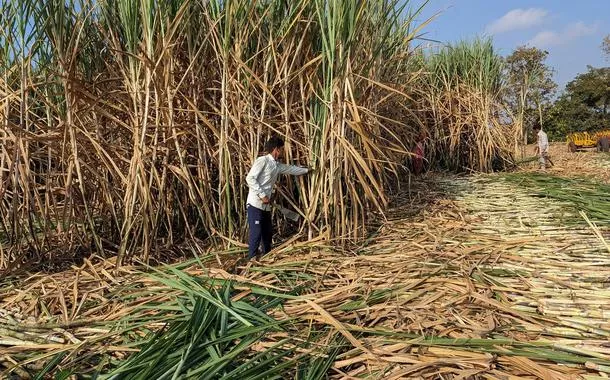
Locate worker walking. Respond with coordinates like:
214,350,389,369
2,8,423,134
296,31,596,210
245,136,311,259
533,124,550,170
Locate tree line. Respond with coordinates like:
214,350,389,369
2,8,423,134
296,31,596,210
505,35,610,142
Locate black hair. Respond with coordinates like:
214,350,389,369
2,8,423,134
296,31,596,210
532,120,542,131
264,136,284,153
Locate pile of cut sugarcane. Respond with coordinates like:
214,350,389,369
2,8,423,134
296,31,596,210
1,173,609,379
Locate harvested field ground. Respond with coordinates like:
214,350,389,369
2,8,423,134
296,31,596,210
521,142,610,183
1,146,609,379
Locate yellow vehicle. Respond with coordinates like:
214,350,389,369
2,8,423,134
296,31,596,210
567,130,610,152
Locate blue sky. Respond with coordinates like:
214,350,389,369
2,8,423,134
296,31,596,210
412,0,609,91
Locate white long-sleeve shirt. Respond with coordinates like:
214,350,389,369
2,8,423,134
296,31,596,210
537,130,549,154
246,154,308,211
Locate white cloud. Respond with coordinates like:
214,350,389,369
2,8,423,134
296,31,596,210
528,31,561,47
564,21,597,39
527,22,598,47
486,8,548,34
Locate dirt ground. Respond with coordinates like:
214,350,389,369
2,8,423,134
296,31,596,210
522,142,610,183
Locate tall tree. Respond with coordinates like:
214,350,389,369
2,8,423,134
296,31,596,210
504,46,556,155
567,66,610,115
545,66,610,140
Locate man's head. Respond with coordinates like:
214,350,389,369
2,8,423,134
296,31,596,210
264,136,285,160
533,123,541,133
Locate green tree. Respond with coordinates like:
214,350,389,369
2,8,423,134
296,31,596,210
546,66,610,140
504,46,556,154
567,66,610,114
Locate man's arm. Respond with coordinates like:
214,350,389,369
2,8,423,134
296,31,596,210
246,158,268,202
277,163,309,176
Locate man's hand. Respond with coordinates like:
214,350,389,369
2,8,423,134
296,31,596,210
261,196,270,204
307,166,316,174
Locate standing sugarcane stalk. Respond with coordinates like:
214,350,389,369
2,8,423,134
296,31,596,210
0,0,518,271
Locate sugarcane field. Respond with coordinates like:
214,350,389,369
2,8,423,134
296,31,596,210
1,0,610,379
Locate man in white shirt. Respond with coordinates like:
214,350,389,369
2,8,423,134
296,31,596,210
533,124,549,170
245,136,310,259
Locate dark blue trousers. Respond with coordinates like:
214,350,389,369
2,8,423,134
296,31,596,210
247,205,272,258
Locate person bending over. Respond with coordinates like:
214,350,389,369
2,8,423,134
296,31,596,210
245,136,311,259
